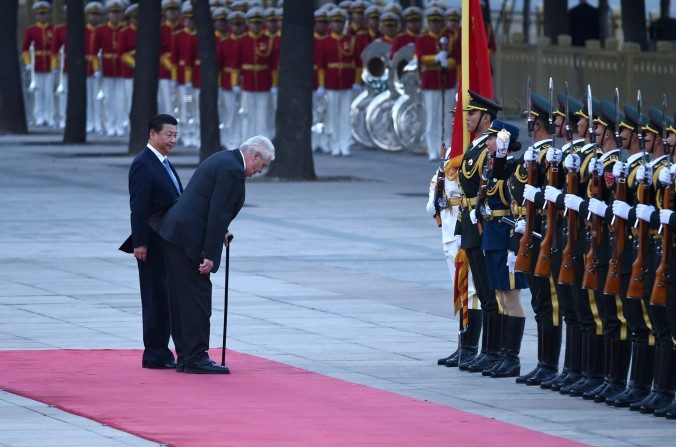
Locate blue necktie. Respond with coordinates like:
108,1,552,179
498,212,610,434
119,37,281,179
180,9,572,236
163,158,180,193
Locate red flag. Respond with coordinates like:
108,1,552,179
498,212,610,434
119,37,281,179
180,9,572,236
447,0,494,169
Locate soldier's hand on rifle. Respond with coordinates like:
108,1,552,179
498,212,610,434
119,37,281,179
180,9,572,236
94,70,101,79
232,84,241,95
635,204,656,223
545,148,562,164
351,83,362,94
612,200,631,220
588,198,608,217
588,159,603,176
563,153,580,171
612,161,628,179
270,87,278,96
636,165,653,185
658,166,673,186
469,208,478,225
523,184,540,203
659,209,673,225
426,195,436,216
564,193,583,212
514,218,526,234
506,252,517,273
523,146,537,163
435,50,448,68
185,82,194,93
544,185,562,203
495,130,510,158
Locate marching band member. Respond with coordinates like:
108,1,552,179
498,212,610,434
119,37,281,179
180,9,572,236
21,1,54,127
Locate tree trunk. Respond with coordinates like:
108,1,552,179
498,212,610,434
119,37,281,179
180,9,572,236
0,0,27,134
621,0,648,50
660,0,670,19
63,0,86,143
194,0,220,162
266,0,316,180
128,0,161,154
598,0,609,44
543,0,568,44
523,0,531,43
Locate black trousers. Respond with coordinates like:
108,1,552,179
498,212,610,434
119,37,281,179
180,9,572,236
526,242,560,327
163,240,213,366
596,264,629,340
137,231,174,364
466,246,498,314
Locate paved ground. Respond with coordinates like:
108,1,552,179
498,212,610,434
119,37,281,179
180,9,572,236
0,130,674,447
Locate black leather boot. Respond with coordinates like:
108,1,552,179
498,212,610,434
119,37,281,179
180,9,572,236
583,336,613,400
454,309,482,368
517,321,542,384
569,334,605,396
594,339,631,402
492,316,525,378
440,317,464,366
552,326,583,391
542,324,576,389
483,314,506,376
630,346,662,411
639,347,674,414
607,342,654,407
560,332,591,395
526,324,561,386
468,312,502,373
654,349,676,417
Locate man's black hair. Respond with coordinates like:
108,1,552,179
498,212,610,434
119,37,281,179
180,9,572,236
148,114,178,134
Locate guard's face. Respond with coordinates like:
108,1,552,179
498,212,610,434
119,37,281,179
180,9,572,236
108,10,123,25
214,18,228,32
315,20,328,34
330,19,346,34
128,16,138,27
555,115,564,138
466,110,481,131
351,12,364,26
35,10,49,23
382,22,398,37
86,11,101,25
427,18,442,34
447,18,460,31
367,17,379,30
668,131,676,150
149,124,178,156
486,134,497,154
266,18,278,33
165,8,180,22
245,152,270,177
231,22,246,35
248,21,263,34
644,131,658,150
183,15,195,29
620,127,633,149
577,117,588,137
595,123,607,144
406,18,421,33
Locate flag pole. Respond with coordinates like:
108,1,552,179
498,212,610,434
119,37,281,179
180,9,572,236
461,0,470,152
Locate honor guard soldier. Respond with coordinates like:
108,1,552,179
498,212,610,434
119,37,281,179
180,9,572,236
445,9,461,42
316,8,360,156
22,1,54,127
364,5,381,41
93,0,126,137
119,3,139,131
51,14,67,129
390,7,422,58
379,12,400,45
233,7,276,140
265,7,282,112
158,0,181,115
84,2,104,133
471,120,529,377
416,6,457,162
172,2,200,147
312,8,330,154
216,10,244,149
455,91,502,372
347,0,367,36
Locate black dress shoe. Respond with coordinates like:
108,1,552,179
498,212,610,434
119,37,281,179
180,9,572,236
142,360,177,369
185,359,230,374
438,350,459,366
176,361,185,373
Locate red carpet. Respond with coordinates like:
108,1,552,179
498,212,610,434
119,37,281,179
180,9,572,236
0,349,587,447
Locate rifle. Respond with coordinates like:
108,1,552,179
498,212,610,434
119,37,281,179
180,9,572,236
515,75,536,273
651,94,672,306
582,85,600,290
534,77,558,277
432,40,449,229
476,152,492,235
603,88,626,295
558,82,578,285
627,90,649,300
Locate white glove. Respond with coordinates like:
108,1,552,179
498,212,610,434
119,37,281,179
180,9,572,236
612,200,631,220
232,84,241,95
564,193,584,212
514,218,526,234
588,198,608,217
563,153,581,171
316,86,326,97
270,87,278,95
636,165,653,186
671,164,676,177
426,196,436,216
351,83,362,93
544,185,562,203
660,209,673,225
658,166,673,186
635,204,656,222
185,82,194,93
93,70,102,79
546,148,562,164
469,208,478,225
588,158,603,176
612,161,628,180
523,184,539,203
506,252,517,273
25,64,33,73
435,50,448,68
495,130,510,158
523,146,537,163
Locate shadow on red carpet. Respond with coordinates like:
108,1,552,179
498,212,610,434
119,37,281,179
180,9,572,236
0,349,589,447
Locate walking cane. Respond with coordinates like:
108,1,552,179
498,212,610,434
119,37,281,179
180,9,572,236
221,233,234,366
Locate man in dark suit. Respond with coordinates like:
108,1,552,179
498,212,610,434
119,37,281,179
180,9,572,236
120,114,183,369
159,136,275,374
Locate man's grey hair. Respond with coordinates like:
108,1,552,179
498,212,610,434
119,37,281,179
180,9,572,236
240,135,275,161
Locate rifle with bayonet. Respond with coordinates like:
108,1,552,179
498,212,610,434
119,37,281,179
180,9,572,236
515,75,537,273
603,88,626,295
651,94,672,306
534,77,559,277
558,83,578,285
432,57,450,228
627,90,649,300
582,85,601,290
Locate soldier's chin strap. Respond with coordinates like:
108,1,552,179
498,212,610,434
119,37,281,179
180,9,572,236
472,111,485,135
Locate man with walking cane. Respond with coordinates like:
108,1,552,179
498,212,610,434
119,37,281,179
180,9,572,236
156,136,275,374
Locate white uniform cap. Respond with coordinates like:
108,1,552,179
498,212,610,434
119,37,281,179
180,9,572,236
32,1,51,12
161,0,181,9
125,3,138,17
212,6,228,19
228,10,245,22
246,6,264,21
364,5,380,18
328,8,348,21
85,2,104,14
263,7,275,18
104,0,124,12
180,1,193,14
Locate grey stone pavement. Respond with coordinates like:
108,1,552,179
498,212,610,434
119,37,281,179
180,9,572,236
0,130,674,447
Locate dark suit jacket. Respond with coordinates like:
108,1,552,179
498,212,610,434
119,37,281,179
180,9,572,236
120,146,183,253
568,3,600,46
158,150,245,273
